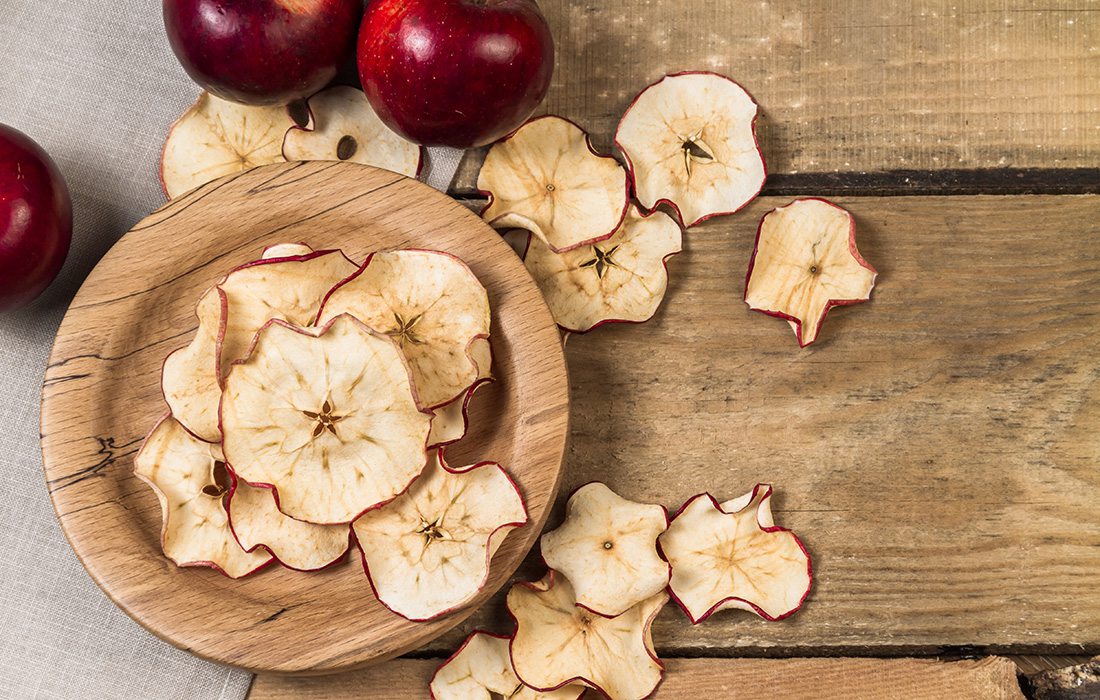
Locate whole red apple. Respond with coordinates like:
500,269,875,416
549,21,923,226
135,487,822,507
163,0,362,106
358,0,554,148
0,125,72,312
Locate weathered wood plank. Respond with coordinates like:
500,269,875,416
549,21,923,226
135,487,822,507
452,0,1100,193
249,657,1025,699
437,194,1100,656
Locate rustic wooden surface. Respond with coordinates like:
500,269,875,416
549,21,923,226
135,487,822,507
38,161,570,673
250,656,1026,699
452,0,1100,194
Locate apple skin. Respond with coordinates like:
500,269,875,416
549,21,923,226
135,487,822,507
163,0,362,106
358,0,554,148
0,125,72,313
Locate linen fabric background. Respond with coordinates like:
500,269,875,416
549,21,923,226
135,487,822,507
0,2,462,697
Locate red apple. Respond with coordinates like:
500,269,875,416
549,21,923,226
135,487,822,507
357,0,554,148
163,0,362,106
0,125,72,313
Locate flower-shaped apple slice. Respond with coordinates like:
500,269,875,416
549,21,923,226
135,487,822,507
282,86,421,177
431,631,584,700
615,72,766,227
478,116,630,253
318,249,491,409
226,478,351,571
658,485,812,624
524,205,682,333
427,336,493,448
161,92,293,199
508,573,667,700
353,450,527,621
540,482,670,617
221,315,432,524
744,198,877,347
134,416,272,578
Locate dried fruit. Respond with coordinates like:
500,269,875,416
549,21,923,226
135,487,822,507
221,315,432,524
161,92,293,199
354,450,527,621
227,478,350,572
282,86,421,177
540,482,670,617
659,485,812,624
615,72,766,227
161,287,225,441
431,631,583,700
524,206,681,333
508,573,666,700
427,337,493,448
134,416,272,578
318,249,491,409
478,116,630,253
744,198,877,347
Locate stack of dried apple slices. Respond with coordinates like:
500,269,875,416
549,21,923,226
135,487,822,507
136,243,529,623
430,482,812,700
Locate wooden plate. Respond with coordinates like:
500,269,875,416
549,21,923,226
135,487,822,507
39,162,570,674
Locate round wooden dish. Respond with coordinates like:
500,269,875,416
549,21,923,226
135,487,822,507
39,162,570,674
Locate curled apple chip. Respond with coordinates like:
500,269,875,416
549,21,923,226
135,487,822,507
161,287,225,442
524,206,682,333
744,198,877,347
318,249,491,409
508,573,666,700
659,485,812,624
134,416,272,578
261,242,314,259
161,92,293,199
221,315,432,524
615,72,766,227
540,482,670,617
478,116,630,253
227,479,350,571
431,631,584,700
427,337,493,448
353,450,527,621
282,86,421,177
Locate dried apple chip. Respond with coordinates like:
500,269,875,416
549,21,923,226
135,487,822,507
317,249,491,409
353,450,527,621
227,478,351,571
615,72,766,227
431,631,584,700
524,206,682,333
744,198,877,347
134,416,272,578
540,482,670,617
161,287,225,442
427,337,493,448
221,315,432,524
282,86,421,177
161,92,293,199
478,116,630,253
659,485,812,624
508,573,667,700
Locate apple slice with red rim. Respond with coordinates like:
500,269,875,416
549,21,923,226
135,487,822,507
427,336,493,448
431,631,584,700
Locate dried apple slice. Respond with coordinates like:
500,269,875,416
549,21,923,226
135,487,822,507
431,631,584,700
226,478,350,571
261,242,314,259
524,205,681,333
353,450,527,621
282,86,421,177
221,315,432,524
508,573,666,700
133,416,272,578
615,72,766,227
540,482,670,617
744,198,877,347
161,287,225,442
427,336,492,448
317,249,491,409
161,92,293,199
658,485,812,624
478,116,630,253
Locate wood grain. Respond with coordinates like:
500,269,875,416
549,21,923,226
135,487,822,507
451,0,1100,193
249,656,1025,699
38,162,570,674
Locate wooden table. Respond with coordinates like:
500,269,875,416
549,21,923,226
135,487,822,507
251,2,1099,697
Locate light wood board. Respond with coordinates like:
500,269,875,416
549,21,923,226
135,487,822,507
38,162,570,673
